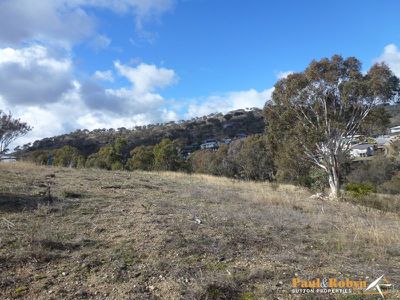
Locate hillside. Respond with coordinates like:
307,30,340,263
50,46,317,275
1,162,400,299
17,108,265,157
15,104,400,160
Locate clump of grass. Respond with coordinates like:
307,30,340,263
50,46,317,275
61,190,85,198
345,182,376,198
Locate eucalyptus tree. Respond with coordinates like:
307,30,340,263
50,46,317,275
265,55,399,198
0,111,31,159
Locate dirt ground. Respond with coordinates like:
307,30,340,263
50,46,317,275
1,162,400,299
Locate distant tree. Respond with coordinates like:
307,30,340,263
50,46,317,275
360,106,391,136
126,145,155,171
85,138,127,170
190,149,216,174
53,145,85,168
265,55,399,198
0,111,31,159
228,135,274,181
153,139,186,171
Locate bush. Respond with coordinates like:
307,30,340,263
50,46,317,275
308,167,328,192
346,157,397,187
30,150,50,165
378,173,400,194
345,183,376,198
226,136,274,181
153,139,187,171
53,145,84,168
111,161,124,171
85,138,127,170
126,145,154,171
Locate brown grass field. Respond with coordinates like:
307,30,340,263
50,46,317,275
1,162,400,299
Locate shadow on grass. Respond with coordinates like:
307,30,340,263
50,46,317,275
0,193,54,213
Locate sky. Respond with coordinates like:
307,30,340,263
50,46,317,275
1,0,400,147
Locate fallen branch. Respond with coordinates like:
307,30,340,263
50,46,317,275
2,217,15,229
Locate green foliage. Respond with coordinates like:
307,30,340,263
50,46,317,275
30,150,50,165
85,138,127,170
153,139,186,171
189,149,216,174
190,135,274,181
378,173,400,194
126,145,155,171
227,135,274,180
308,167,328,192
265,55,399,197
53,145,84,168
190,144,232,177
0,110,31,158
360,106,392,136
346,157,397,186
345,183,376,198
111,161,124,170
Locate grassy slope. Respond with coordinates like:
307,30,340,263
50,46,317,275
0,163,400,299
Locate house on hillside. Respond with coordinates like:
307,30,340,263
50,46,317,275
180,144,199,160
222,138,232,145
350,144,375,158
390,126,400,134
234,133,247,139
0,155,16,163
200,139,219,150
376,135,391,145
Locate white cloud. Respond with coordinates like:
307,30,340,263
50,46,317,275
0,0,175,46
89,34,111,50
184,88,273,119
0,0,95,47
81,61,177,115
376,43,400,77
114,61,178,93
0,44,180,147
93,70,114,82
0,45,73,105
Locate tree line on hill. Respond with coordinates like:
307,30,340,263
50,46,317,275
9,55,400,197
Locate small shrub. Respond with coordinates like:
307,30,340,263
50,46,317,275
378,173,400,194
345,183,376,198
111,161,124,171
308,167,328,192
61,190,84,198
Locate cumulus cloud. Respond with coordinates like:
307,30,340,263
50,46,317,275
93,70,114,82
88,34,112,51
376,44,400,77
0,43,179,146
114,61,178,93
184,88,274,119
0,45,73,105
0,0,175,46
80,62,177,114
0,0,95,46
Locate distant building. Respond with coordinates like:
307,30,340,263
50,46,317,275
180,144,199,160
0,155,16,163
390,126,400,134
350,144,375,158
200,139,219,150
376,135,391,145
234,133,247,139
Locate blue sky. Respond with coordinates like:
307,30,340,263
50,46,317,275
0,0,399,146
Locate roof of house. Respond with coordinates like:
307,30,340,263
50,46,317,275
350,143,375,150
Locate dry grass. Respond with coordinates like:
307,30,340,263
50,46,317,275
0,162,400,299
